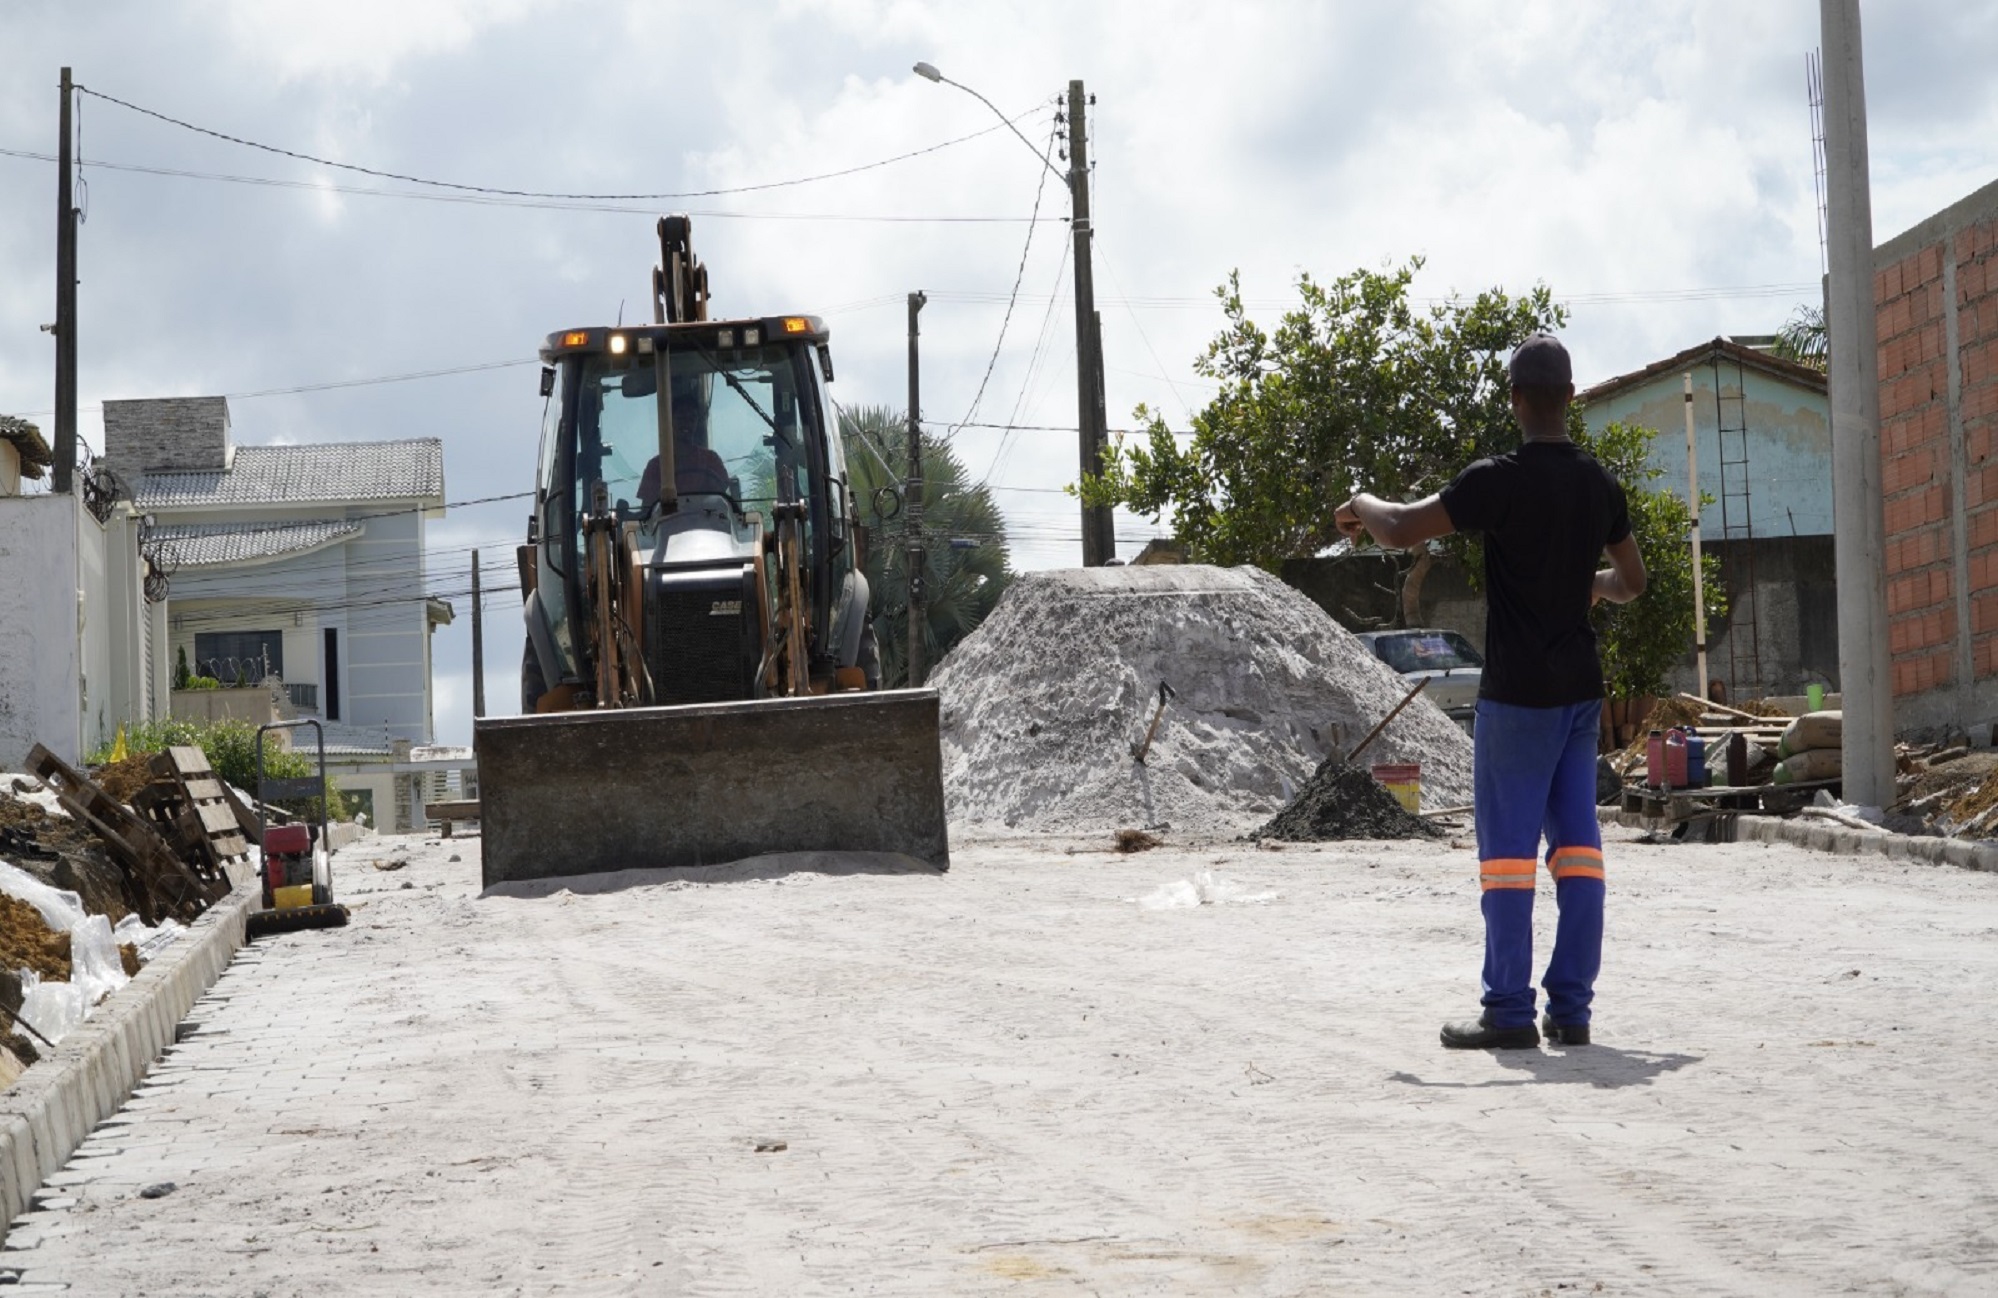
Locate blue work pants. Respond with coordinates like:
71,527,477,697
1471,698,1606,1029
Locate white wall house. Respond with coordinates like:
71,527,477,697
104,398,449,828
0,416,160,768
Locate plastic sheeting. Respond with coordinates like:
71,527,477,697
0,859,186,1047
0,860,90,934
0,774,68,819
15,914,128,1044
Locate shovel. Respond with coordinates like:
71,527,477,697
1131,680,1177,764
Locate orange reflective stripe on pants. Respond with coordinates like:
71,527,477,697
1548,846,1605,882
1479,858,1537,891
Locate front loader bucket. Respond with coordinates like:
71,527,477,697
474,689,949,887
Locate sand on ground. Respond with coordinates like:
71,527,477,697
5,826,1996,1295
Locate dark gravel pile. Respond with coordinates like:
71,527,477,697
1252,759,1442,842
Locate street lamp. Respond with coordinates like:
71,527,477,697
913,61,1116,566
913,63,1065,182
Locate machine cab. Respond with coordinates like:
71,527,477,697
522,318,863,707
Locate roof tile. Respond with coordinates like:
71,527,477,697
150,519,363,568
134,439,443,509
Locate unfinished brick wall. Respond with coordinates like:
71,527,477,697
1877,178,1998,728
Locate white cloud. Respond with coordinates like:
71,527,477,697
192,0,542,87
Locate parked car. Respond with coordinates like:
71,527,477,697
1355,628,1483,731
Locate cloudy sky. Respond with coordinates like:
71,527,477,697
4,1,1995,744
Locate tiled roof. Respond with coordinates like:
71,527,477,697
133,439,443,509
151,519,362,568
1576,337,1827,407
0,415,53,478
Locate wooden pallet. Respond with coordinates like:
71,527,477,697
27,745,220,925
132,747,253,890
1620,777,1842,823
423,799,481,837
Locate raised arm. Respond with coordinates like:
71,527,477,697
1593,533,1647,605
1335,492,1456,551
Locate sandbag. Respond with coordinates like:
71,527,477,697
1773,746,1842,784
1778,710,1843,759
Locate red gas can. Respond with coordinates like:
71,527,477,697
1646,729,1692,789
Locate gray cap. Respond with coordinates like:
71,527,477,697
1508,333,1572,388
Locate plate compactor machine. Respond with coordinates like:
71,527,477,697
247,720,349,937
474,217,949,886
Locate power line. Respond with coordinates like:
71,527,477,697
979,238,1071,486
919,283,1820,309
74,84,1053,203
0,146,1055,223
12,357,540,419
1092,234,1195,422
949,115,1061,435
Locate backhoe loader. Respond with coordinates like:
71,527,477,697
474,217,949,884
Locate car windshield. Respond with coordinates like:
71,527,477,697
572,342,811,518
1370,631,1485,674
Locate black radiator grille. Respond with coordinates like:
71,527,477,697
644,567,757,705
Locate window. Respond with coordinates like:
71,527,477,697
572,343,812,521
194,630,283,684
1370,631,1484,674
323,628,341,720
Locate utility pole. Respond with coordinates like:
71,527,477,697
1683,374,1709,698
1068,80,1114,566
53,66,77,494
1820,0,1894,807
470,549,486,719
905,290,928,688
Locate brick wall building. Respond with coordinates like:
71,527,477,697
1875,177,1998,733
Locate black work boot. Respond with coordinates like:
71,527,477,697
1440,1011,1540,1050
1540,1014,1591,1046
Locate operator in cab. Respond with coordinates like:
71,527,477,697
637,386,731,509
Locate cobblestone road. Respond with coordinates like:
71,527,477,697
4,829,1995,1295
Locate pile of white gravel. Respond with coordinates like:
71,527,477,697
929,564,1475,836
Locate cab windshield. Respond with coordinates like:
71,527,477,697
572,342,813,520
1370,630,1485,673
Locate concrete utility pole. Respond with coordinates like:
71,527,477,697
1820,0,1895,807
1684,374,1709,697
905,291,928,688
53,66,77,494
470,549,485,719
1068,80,1115,567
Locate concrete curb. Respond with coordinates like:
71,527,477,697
0,882,255,1239
1597,806,1998,873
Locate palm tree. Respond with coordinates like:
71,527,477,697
1773,304,1829,371
841,405,1014,687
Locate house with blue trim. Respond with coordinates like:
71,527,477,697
103,397,449,828
1576,337,1834,703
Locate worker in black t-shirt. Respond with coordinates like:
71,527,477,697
1335,333,1648,1051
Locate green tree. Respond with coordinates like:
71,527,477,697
1080,258,1564,620
1080,258,1724,701
840,405,1014,687
1574,421,1727,700
1772,304,1828,371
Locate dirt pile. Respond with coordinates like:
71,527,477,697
1252,759,1442,841
0,797,135,923
0,893,71,981
91,754,158,805
930,564,1474,836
